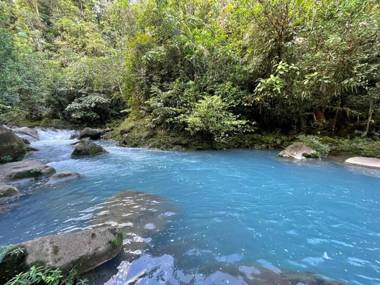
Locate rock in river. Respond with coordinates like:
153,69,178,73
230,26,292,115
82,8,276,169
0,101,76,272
47,171,80,185
0,184,19,199
72,140,107,157
345,156,380,169
13,127,39,141
279,142,318,160
84,191,176,285
0,160,55,182
79,127,104,140
0,126,27,164
22,227,122,273
0,227,123,283
92,191,175,237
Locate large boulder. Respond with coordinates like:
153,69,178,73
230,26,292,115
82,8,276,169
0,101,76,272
22,227,122,274
72,140,107,157
13,127,39,141
0,160,55,182
0,126,27,164
279,142,318,160
79,128,104,140
345,156,380,169
0,227,123,283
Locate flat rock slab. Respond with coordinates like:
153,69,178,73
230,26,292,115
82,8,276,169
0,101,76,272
21,227,122,274
345,157,380,169
0,160,55,182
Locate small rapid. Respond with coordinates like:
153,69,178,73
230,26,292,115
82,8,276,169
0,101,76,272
0,128,380,285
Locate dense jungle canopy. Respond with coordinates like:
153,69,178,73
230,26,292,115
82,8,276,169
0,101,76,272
0,0,379,144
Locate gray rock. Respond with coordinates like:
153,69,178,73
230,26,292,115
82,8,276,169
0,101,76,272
13,127,39,141
70,132,79,139
79,128,104,140
26,146,38,152
47,172,80,184
0,126,27,164
279,142,318,160
0,185,19,199
20,137,31,145
72,140,107,157
345,156,380,169
92,191,175,236
21,227,122,274
0,160,55,182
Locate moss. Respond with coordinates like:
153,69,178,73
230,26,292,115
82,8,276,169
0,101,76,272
109,233,123,250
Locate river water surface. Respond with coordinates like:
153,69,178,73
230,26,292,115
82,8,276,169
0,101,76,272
0,129,380,285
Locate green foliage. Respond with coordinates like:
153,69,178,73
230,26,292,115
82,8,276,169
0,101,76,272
297,135,331,158
0,245,19,263
320,136,380,158
1,0,379,145
182,95,247,140
5,266,87,285
65,95,111,123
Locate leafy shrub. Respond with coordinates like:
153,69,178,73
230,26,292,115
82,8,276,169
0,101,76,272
6,266,87,285
321,136,380,158
182,95,247,141
64,95,111,123
297,135,331,158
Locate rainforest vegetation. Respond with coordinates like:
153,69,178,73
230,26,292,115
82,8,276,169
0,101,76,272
0,0,379,151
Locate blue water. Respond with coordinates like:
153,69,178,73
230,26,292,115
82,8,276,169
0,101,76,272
1,129,380,284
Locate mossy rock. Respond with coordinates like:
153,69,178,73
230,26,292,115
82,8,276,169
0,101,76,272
71,140,107,157
0,126,27,164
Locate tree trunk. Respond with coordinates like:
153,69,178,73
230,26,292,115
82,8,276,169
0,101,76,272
362,100,373,137
332,108,339,134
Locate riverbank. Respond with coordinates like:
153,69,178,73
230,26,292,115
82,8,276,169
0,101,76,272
5,116,380,159
104,116,380,160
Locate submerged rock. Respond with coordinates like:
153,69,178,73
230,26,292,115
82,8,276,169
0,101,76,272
13,127,39,141
0,184,19,199
104,254,343,285
279,142,318,160
72,140,107,157
0,126,27,164
92,191,175,237
21,227,122,274
47,171,80,185
0,160,55,182
84,192,176,285
79,128,104,140
345,156,380,169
